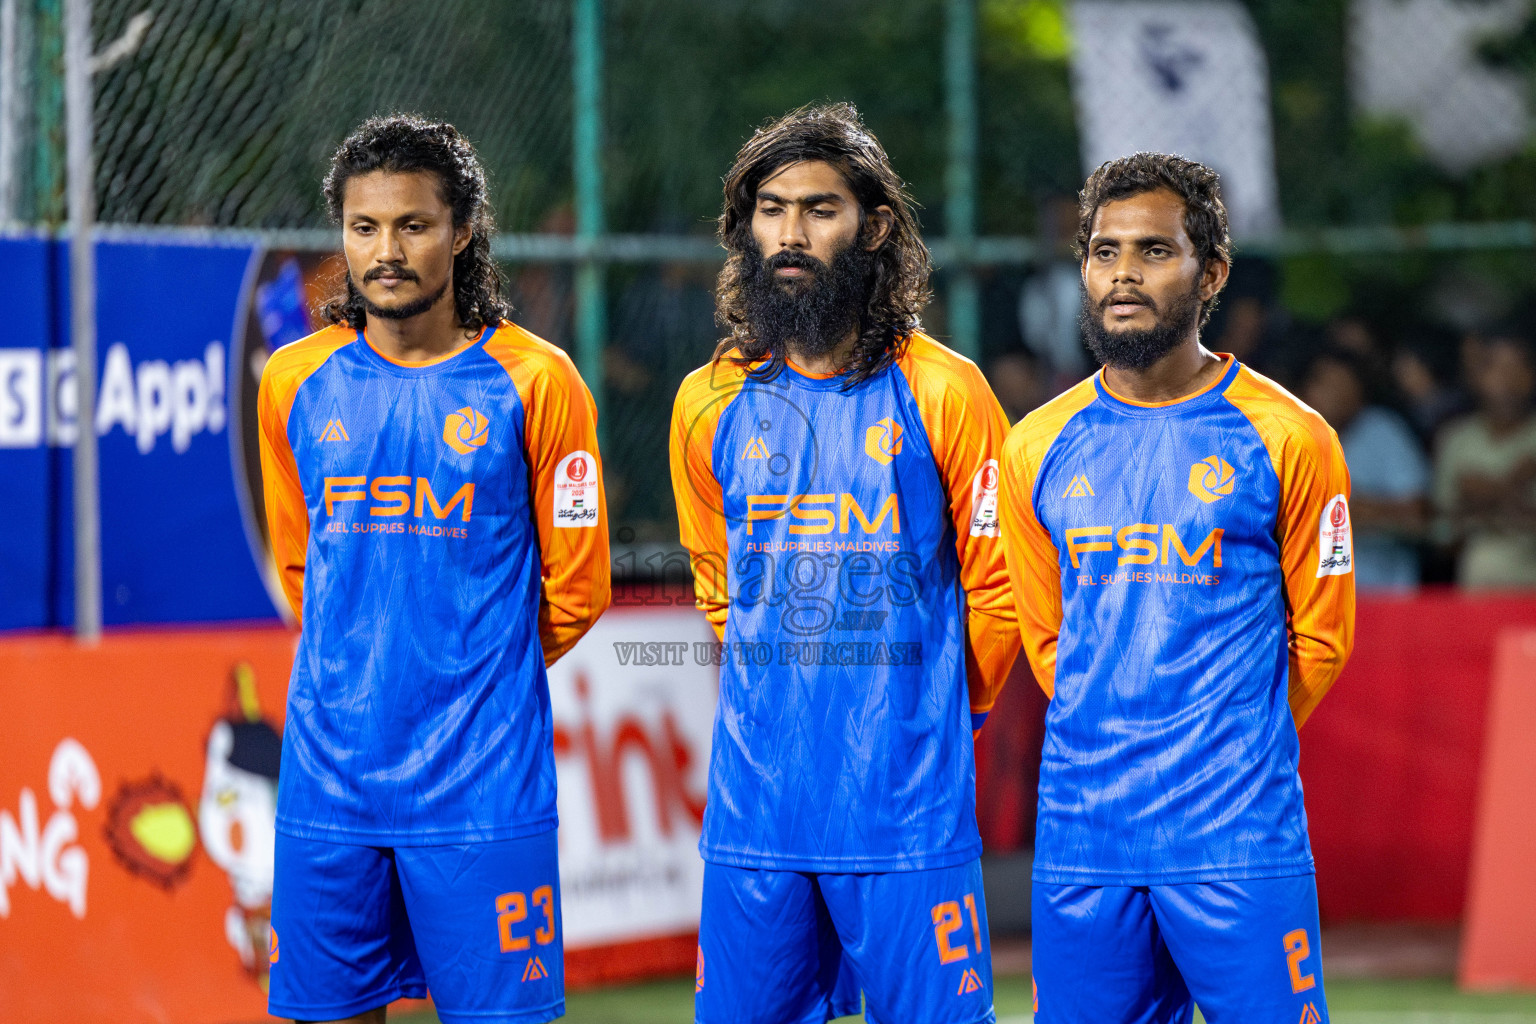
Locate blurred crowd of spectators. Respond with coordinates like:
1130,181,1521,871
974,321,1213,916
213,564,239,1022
989,248,1536,592
520,235,1536,592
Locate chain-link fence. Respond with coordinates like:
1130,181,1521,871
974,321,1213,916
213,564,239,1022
5,0,1536,574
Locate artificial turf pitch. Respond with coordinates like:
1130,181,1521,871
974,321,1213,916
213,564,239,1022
388,975,1536,1023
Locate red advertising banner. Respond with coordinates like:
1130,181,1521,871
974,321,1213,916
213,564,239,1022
0,612,717,1024
0,629,297,1024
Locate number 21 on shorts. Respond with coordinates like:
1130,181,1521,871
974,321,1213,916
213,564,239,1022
931,892,984,964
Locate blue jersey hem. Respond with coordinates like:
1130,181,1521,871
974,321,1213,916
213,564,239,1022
436,1000,566,1024
269,982,427,1020
700,838,982,873
1031,857,1315,886
275,813,559,847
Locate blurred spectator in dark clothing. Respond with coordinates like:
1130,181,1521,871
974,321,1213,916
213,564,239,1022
1301,349,1428,590
1433,330,1536,589
987,350,1052,425
1205,256,1283,373
1391,328,1469,444
1018,194,1092,390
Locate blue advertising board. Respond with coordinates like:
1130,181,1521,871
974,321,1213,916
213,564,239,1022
0,234,284,629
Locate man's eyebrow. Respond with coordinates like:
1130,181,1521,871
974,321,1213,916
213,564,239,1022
756,191,847,207
1088,232,1181,247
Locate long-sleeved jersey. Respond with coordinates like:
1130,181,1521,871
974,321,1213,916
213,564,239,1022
999,356,1354,885
670,333,1019,872
257,321,610,844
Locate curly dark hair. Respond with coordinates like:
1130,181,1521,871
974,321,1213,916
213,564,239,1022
320,114,509,330
714,102,931,385
1075,152,1232,328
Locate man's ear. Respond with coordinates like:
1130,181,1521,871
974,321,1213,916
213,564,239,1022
453,221,473,256
863,205,895,251
1200,257,1231,302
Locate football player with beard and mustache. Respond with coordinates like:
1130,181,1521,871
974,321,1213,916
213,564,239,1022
999,153,1355,1024
670,103,1019,1024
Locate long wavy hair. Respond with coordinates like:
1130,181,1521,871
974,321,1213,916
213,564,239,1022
714,103,931,385
1074,152,1231,328
320,114,509,330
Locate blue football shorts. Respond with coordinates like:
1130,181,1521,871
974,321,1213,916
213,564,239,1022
268,829,563,1024
696,858,996,1024
1031,874,1328,1024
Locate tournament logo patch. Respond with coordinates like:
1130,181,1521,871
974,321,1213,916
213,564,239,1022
1316,494,1353,577
1188,455,1235,503
443,406,489,454
968,460,1000,538
865,417,903,465
742,436,770,460
554,450,600,528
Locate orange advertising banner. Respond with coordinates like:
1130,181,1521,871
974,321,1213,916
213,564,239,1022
0,629,301,1024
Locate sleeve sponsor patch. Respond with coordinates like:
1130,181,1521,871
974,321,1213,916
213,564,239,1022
1316,493,1353,577
554,450,599,528
969,459,1001,538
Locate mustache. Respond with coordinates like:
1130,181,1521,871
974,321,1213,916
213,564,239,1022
765,249,826,274
363,264,419,282
1099,288,1156,311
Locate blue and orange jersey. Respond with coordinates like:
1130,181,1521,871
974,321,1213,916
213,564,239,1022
256,321,610,844
999,355,1354,884
669,332,1020,872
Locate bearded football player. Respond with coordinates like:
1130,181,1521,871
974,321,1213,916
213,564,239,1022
999,153,1354,1023
670,103,1019,1024
258,115,610,1024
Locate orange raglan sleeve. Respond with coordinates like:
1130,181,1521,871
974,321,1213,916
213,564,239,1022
257,363,309,623
496,328,612,665
1273,412,1355,727
1229,370,1356,727
669,363,737,642
902,340,1021,727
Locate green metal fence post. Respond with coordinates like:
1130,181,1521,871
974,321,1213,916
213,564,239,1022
34,0,62,223
573,0,606,454
944,0,979,362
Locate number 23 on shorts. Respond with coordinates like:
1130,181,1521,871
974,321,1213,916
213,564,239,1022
496,885,556,953
931,893,984,964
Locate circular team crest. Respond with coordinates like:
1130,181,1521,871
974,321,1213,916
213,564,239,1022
1187,455,1235,503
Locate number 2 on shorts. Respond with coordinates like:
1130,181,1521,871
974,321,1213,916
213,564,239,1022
1283,928,1317,993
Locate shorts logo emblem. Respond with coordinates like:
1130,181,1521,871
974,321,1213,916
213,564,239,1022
957,967,984,994
443,406,489,454
742,436,771,460
1062,474,1094,498
695,946,705,992
522,955,549,982
1299,1003,1321,1024
1188,455,1235,503
865,417,903,465
269,926,279,963
317,418,349,442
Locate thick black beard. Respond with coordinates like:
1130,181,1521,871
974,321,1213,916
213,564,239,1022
357,275,452,322
1080,276,1203,371
741,237,874,359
